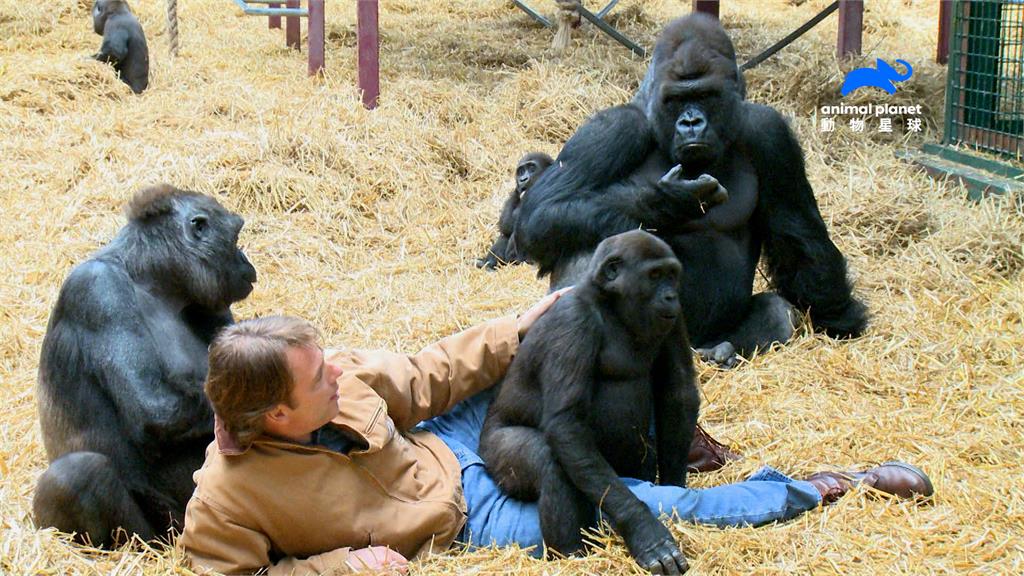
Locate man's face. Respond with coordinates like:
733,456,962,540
277,344,342,442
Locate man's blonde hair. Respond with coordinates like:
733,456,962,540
206,316,319,447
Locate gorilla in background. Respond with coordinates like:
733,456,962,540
92,0,149,94
515,14,867,366
34,185,256,547
477,152,554,270
481,230,696,575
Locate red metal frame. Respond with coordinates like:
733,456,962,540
268,2,281,29
692,0,719,18
836,0,863,57
286,0,301,50
937,0,952,64
308,0,324,75
358,0,380,109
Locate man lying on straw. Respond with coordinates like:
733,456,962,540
178,293,934,575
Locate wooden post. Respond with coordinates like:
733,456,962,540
286,0,300,50
937,0,952,64
269,2,281,29
837,0,863,57
357,0,380,109
692,0,719,18
308,0,324,75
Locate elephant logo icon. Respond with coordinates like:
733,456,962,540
841,58,913,96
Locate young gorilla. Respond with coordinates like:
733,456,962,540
34,185,257,547
480,230,697,575
91,0,149,94
477,152,554,270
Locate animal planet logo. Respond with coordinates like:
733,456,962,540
841,58,913,96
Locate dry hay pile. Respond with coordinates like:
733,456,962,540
1,0,1022,574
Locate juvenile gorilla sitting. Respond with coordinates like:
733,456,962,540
477,152,554,270
34,185,256,547
480,230,697,575
91,0,149,94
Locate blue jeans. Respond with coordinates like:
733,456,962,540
417,389,822,553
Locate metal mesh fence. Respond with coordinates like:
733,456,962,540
945,0,1024,158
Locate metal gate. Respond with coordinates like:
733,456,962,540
945,0,1024,158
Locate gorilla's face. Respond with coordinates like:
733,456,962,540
591,230,682,339
646,16,745,178
92,1,106,35
515,153,554,198
177,195,257,309
651,70,742,177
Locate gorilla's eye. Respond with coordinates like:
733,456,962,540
649,269,662,281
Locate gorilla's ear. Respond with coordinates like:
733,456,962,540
189,214,209,240
593,255,624,293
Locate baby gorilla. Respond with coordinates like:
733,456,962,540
480,230,698,575
91,0,149,94
476,152,554,270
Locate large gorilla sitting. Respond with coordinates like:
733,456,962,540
515,14,867,365
33,185,256,547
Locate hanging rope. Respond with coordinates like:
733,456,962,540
552,0,581,52
166,0,179,57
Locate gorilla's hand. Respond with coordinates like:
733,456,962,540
658,168,728,212
626,517,689,574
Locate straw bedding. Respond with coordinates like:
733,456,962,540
1,0,1021,574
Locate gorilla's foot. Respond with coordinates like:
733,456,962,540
687,424,740,473
33,452,155,548
696,341,739,368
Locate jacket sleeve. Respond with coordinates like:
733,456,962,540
340,314,520,431
180,496,354,575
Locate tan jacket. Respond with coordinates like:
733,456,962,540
178,316,520,575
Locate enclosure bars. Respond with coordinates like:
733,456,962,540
944,0,1023,158
232,0,324,75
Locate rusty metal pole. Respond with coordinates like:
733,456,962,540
308,0,324,75
837,0,863,57
286,0,301,50
269,2,281,29
937,0,952,64
692,0,719,18
357,0,380,108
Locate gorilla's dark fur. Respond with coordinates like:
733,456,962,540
515,14,867,366
480,230,697,575
477,152,554,270
92,0,149,94
33,185,256,547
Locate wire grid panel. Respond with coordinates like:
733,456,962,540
945,0,1024,157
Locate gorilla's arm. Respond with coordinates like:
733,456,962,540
744,104,868,337
538,304,680,564
517,105,714,275
42,261,212,448
652,330,699,488
95,20,130,63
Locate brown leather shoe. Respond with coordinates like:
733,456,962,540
686,424,741,473
851,461,935,499
804,461,934,504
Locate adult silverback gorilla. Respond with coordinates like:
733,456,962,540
481,230,695,575
91,0,149,94
515,14,867,366
34,185,256,547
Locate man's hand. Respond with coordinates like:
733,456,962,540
517,287,572,340
345,546,409,574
